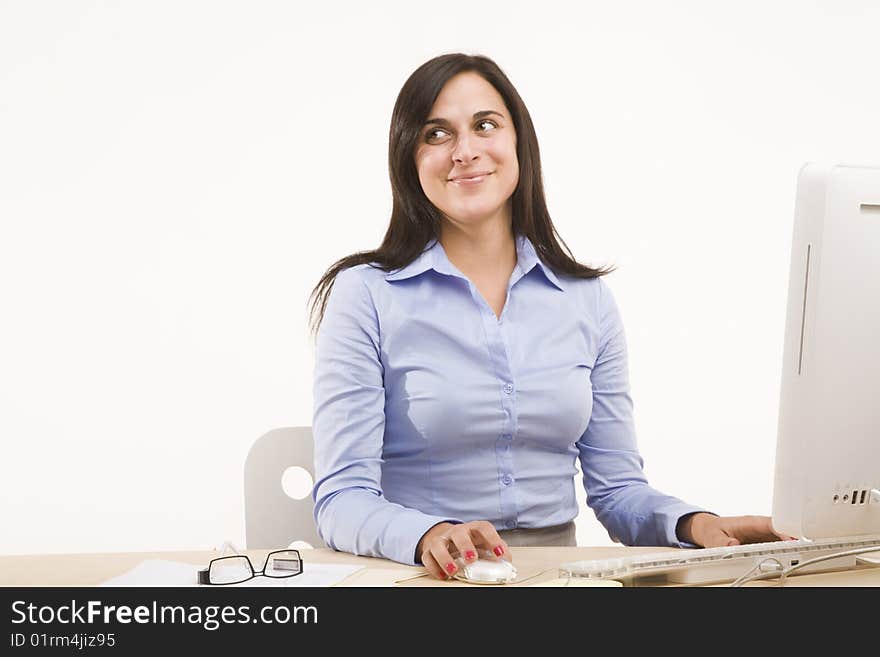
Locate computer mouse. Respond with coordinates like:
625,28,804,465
452,557,518,585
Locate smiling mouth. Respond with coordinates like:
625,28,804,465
449,172,493,185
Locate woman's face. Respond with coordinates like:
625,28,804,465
414,71,519,231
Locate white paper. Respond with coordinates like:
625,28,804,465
100,559,363,587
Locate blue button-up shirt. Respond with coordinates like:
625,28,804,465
312,234,708,565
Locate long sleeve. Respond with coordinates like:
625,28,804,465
311,266,461,565
577,278,711,547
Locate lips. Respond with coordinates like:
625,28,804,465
449,172,493,185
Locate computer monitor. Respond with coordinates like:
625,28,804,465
771,163,880,540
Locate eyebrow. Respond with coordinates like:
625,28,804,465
423,110,505,127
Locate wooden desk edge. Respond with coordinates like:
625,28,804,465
2,546,879,587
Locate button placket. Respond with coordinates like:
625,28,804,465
474,287,519,530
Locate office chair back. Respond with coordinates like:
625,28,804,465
244,426,324,549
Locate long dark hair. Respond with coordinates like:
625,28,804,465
309,52,614,333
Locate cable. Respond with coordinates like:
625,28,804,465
729,545,880,587
781,546,880,579
509,567,556,586
393,571,431,584
730,557,785,587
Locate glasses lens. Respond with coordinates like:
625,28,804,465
265,550,302,578
209,556,253,584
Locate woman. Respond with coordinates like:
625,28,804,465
308,53,790,581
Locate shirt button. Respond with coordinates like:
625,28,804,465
505,520,516,529
501,474,513,486
503,383,514,394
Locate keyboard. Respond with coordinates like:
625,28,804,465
559,534,880,585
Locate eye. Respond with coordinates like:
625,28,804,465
425,127,449,142
423,119,500,144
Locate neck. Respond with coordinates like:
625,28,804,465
439,212,516,278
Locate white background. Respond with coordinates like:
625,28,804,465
1,0,878,556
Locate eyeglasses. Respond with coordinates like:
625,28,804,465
198,549,303,585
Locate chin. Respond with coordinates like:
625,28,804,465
445,213,495,226
446,203,503,221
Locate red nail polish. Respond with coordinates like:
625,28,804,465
493,546,504,556
445,562,457,574
465,551,476,560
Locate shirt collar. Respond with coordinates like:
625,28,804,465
516,234,565,291
384,234,565,291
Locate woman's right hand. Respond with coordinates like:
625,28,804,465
416,521,511,580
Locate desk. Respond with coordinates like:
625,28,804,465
3,546,880,587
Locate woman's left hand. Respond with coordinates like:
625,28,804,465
678,513,798,547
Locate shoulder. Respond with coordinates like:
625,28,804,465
325,263,396,323
555,273,612,307
331,263,388,295
556,275,624,339
318,265,388,342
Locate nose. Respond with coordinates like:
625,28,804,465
452,132,479,164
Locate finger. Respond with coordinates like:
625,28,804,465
758,517,796,542
420,551,449,581
428,538,460,579
758,516,777,536
766,518,798,541
471,522,511,561
771,526,798,541
448,533,479,564
739,516,795,543
755,516,784,541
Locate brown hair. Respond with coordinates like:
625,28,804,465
308,52,614,333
